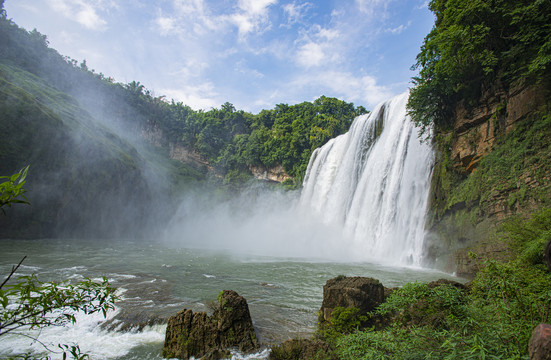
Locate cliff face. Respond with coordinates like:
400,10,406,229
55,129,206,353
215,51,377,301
248,164,292,183
425,80,551,276
140,126,292,184
451,83,545,179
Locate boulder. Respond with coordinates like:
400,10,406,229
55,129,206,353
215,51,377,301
319,276,386,328
529,323,551,360
162,290,258,359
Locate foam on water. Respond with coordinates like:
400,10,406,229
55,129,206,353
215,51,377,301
0,306,166,359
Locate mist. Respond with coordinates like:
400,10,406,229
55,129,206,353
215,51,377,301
162,184,357,261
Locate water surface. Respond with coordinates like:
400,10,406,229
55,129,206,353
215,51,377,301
0,239,460,359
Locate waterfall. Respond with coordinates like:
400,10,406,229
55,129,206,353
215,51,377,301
299,92,434,266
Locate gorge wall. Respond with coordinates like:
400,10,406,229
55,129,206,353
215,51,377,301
425,80,551,276
140,124,291,183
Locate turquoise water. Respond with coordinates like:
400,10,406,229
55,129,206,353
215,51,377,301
0,239,461,359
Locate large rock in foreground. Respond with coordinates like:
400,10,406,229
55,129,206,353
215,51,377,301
162,290,258,359
319,276,386,329
529,323,551,360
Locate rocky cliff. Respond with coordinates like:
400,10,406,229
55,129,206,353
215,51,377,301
450,82,545,177
248,164,292,183
425,80,551,276
140,125,292,184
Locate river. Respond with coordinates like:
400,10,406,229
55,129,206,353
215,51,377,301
0,238,460,359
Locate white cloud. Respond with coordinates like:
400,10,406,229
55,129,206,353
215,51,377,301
292,70,392,107
169,59,210,79
296,42,325,67
386,22,411,35
155,16,176,35
282,1,312,27
235,60,264,78
152,0,226,38
317,27,340,41
415,1,430,10
294,24,342,68
46,0,114,31
161,83,219,110
355,0,388,16
173,0,205,15
155,0,279,40
238,0,277,16
230,0,277,39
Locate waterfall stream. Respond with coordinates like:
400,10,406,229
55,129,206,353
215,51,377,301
300,92,434,266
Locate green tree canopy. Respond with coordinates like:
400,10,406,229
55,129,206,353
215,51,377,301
408,0,551,134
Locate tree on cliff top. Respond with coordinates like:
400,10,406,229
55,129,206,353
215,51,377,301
408,0,551,135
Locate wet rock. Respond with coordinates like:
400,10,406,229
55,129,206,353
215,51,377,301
529,323,551,360
319,276,386,329
162,290,258,359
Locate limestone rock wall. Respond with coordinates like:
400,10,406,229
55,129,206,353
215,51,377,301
426,80,550,276
249,164,292,183
169,143,208,167
451,82,545,175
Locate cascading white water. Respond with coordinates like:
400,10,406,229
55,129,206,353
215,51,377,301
299,91,434,266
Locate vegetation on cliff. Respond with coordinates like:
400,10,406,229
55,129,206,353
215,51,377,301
408,0,551,134
0,0,365,187
271,1,551,357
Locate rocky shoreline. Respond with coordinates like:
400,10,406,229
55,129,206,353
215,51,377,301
158,276,464,359
159,275,551,360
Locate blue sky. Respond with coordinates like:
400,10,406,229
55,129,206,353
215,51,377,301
6,0,434,113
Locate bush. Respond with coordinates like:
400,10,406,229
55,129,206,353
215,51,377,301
317,307,368,342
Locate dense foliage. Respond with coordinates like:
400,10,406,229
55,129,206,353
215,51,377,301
408,0,551,134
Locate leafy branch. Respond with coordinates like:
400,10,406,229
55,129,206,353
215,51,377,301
0,165,30,214
0,257,118,358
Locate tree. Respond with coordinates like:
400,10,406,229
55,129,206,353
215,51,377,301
408,0,551,135
0,0,6,18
